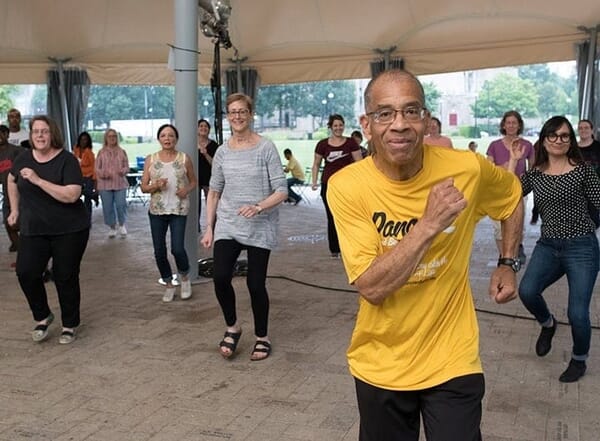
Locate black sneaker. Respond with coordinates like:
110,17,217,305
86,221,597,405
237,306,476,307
535,317,557,357
559,359,586,383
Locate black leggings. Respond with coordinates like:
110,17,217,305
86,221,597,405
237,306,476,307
16,229,90,328
320,183,340,254
213,239,271,337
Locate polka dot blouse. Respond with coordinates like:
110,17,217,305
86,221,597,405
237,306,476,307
521,162,600,239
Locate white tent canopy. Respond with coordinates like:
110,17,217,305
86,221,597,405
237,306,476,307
0,0,598,85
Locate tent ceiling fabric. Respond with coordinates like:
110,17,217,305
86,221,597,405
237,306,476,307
0,0,597,85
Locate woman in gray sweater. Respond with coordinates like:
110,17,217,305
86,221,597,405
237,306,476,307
201,93,288,361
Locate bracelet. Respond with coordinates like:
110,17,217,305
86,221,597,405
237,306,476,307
255,204,263,214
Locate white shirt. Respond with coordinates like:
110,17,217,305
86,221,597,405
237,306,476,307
8,129,29,146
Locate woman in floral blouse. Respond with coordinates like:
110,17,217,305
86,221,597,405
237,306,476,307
141,124,197,303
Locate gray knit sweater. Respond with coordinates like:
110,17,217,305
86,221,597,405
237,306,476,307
210,137,287,250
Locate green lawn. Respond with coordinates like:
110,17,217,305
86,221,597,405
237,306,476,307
118,134,538,172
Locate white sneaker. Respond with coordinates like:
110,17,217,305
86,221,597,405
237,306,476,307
180,279,192,300
118,225,127,237
108,227,117,238
162,287,176,302
158,274,180,286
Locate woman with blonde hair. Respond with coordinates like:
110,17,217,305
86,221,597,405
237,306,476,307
201,93,288,361
95,129,129,238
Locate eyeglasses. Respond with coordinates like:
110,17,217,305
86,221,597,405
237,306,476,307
546,133,571,143
227,109,250,117
32,129,50,135
366,106,428,124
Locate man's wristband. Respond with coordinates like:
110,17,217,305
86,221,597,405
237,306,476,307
497,257,521,273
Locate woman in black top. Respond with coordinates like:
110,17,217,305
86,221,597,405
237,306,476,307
578,119,600,227
7,115,89,345
197,119,219,232
509,116,600,383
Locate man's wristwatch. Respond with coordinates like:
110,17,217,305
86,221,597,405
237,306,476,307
497,257,521,273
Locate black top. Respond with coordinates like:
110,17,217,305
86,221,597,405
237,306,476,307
579,139,600,174
198,139,219,186
11,149,89,236
521,162,600,239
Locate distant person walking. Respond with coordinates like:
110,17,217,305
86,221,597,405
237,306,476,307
197,118,219,232
425,116,453,148
95,129,129,238
0,124,24,253
487,110,534,262
73,131,98,222
311,114,362,258
577,119,600,227
6,108,29,146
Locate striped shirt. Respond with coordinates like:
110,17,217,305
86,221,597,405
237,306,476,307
95,146,129,191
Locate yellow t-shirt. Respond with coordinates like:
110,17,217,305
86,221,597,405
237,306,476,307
327,146,522,391
287,156,305,181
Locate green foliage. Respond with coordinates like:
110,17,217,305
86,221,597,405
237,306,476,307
31,85,47,114
88,86,175,126
518,64,578,118
472,73,538,119
0,85,18,118
458,126,480,138
422,82,441,114
255,80,356,128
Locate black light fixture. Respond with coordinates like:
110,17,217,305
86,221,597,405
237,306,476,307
198,0,233,145
198,0,232,49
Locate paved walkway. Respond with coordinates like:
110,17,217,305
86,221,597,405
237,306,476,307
0,195,599,441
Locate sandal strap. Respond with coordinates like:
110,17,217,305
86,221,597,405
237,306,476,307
252,340,271,353
219,331,242,352
61,330,74,337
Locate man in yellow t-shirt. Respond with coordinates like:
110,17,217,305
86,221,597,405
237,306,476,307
327,69,524,441
283,148,305,205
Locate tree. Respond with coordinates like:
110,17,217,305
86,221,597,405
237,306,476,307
0,85,18,119
472,73,538,119
31,85,47,115
518,64,577,118
88,86,175,126
422,81,441,114
255,80,356,128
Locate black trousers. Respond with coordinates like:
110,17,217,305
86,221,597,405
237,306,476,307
16,229,90,328
355,374,484,441
320,183,340,254
213,239,271,337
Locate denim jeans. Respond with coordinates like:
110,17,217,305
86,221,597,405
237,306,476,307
99,189,127,227
287,177,304,202
519,233,599,358
148,213,190,282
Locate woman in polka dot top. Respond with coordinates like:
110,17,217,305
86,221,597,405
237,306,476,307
508,115,600,383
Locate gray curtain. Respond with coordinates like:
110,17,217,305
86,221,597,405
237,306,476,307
225,68,259,103
47,68,90,149
370,58,404,78
576,41,589,115
576,37,599,135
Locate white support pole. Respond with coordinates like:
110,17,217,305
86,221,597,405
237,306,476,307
175,0,199,280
